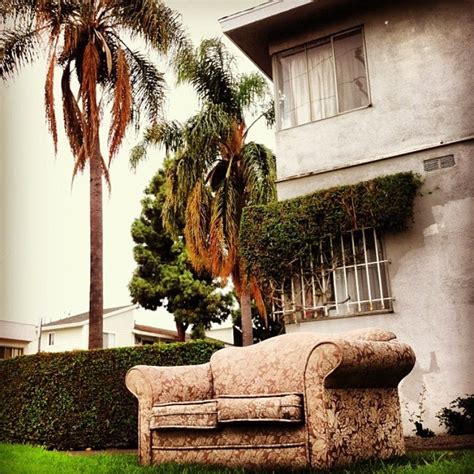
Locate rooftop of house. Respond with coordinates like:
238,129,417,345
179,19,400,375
133,324,191,341
42,305,134,328
220,0,358,77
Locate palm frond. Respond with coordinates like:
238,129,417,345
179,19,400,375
80,41,100,156
162,159,182,237
186,103,234,164
129,118,184,169
184,180,212,272
108,47,132,161
118,42,165,123
44,41,58,153
251,277,267,322
0,27,45,79
176,38,240,117
61,60,85,160
1,0,38,23
162,152,203,238
262,100,276,128
240,142,277,205
237,73,269,114
209,169,241,278
107,0,187,56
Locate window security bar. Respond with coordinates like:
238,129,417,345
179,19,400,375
271,228,393,323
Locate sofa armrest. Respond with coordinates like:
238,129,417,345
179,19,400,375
304,339,415,389
324,340,416,388
126,363,213,406
303,340,414,468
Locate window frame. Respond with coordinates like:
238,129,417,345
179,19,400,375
48,332,55,346
271,228,393,324
103,331,116,349
0,346,24,359
273,25,372,130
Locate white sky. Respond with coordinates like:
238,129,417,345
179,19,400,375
0,1,274,326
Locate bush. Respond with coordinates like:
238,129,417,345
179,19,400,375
437,394,474,435
0,340,223,450
240,172,421,287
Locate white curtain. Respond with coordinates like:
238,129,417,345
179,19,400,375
334,31,369,112
307,42,337,120
279,50,310,128
277,29,368,128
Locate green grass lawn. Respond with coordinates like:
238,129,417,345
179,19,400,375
1,444,473,474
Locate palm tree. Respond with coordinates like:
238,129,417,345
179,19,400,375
0,0,186,348
132,39,276,346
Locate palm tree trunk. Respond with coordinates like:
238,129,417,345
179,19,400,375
240,290,253,346
176,322,187,342
88,139,103,349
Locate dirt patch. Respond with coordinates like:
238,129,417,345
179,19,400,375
66,448,136,456
405,434,474,451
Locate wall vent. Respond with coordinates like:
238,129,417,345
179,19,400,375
423,155,455,172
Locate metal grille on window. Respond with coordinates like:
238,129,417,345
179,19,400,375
271,228,392,323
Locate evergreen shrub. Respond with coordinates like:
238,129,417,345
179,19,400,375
0,340,223,450
437,395,474,435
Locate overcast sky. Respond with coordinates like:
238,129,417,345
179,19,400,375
0,1,274,326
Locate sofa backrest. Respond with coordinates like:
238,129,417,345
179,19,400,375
210,328,396,396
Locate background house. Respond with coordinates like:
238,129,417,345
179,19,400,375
0,320,37,358
39,305,234,352
40,305,185,352
221,0,473,434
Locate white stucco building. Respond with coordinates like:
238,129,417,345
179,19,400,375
221,0,474,434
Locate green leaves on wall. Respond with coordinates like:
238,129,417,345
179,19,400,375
239,172,421,287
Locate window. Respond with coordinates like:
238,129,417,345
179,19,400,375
274,27,370,129
0,346,24,359
103,332,116,349
48,332,55,346
271,228,392,323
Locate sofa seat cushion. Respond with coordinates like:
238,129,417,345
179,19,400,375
217,393,303,423
150,400,218,430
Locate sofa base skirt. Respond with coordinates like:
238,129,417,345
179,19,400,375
152,444,308,469
150,424,308,469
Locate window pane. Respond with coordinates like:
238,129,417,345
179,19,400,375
307,41,337,120
334,30,369,112
103,332,116,349
278,49,311,128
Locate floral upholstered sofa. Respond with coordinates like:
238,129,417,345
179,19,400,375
125,328,415,470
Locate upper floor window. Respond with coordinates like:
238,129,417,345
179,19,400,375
48,332,55,346
274,27,370,129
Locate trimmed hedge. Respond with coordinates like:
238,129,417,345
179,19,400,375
239,172,421,286
0,340,223,450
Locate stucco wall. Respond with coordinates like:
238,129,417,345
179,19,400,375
40,308,136,352
40,326,84,353
282,141,474,434
102,308,135,347
271,0,474,180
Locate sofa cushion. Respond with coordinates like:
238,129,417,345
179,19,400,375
150,400,218,430
218,394,303,423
